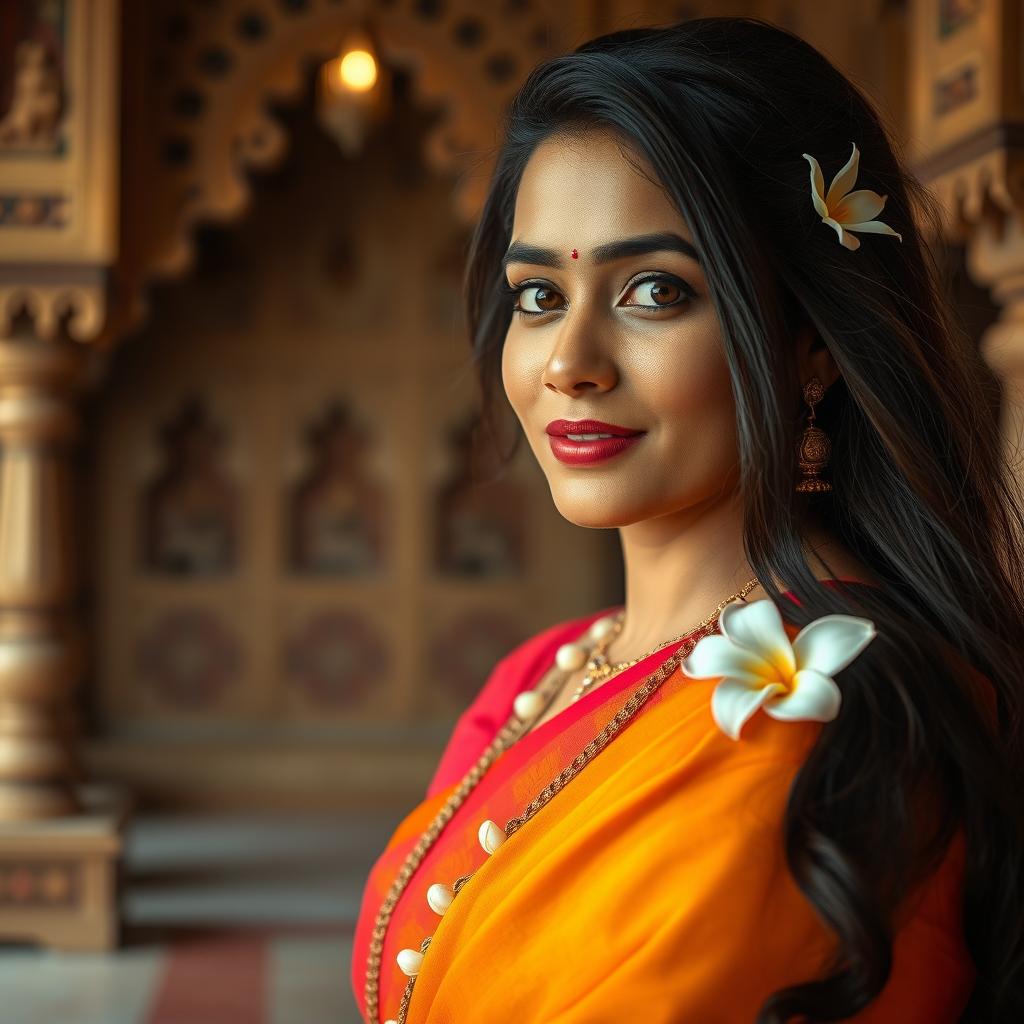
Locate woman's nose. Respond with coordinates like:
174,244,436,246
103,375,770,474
540,321,618,397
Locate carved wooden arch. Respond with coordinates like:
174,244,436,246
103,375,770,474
112,0,567,345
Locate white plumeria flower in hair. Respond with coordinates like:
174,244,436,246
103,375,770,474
802,141,902,251
680,597,876,740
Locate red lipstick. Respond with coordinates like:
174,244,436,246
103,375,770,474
544,419,646,466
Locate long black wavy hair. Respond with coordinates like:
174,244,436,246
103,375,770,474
461,16,1024,1023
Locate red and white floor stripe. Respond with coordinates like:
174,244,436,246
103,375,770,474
0,925,361,1023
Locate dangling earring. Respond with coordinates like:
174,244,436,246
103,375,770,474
795,376,833,493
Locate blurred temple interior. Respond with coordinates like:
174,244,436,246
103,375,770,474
0,1,1020,1022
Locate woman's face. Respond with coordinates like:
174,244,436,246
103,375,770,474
501,130,739,530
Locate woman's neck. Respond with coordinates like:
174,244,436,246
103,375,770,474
611,492,872,661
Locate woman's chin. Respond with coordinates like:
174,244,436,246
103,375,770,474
549,494,634,530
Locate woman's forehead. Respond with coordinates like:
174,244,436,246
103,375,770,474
511,132,692,255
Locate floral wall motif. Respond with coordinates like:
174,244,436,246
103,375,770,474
134,607,244,710
428,608,530,708
282,607,390,710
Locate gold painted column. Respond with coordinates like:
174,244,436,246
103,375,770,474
0,0,128,951
908,0,1024,499
0,333,86,820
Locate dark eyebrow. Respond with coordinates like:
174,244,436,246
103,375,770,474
501,231,701,273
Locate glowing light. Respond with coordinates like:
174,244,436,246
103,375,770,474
337,49,377,92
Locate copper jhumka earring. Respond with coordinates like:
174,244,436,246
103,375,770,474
795,376,832,493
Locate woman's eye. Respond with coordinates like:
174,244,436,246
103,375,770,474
511,285,564,315
503,274,693,318
623,276,691,308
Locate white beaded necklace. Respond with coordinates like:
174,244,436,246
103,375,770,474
370,577,762,1024
513,575,761,719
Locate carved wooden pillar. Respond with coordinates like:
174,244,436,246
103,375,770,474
908,0,1024,498
0,333,86,820
0,0,126,951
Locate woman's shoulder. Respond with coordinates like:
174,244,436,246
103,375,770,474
424,605,619,797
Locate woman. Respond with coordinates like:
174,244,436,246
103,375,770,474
351,17,1024,1023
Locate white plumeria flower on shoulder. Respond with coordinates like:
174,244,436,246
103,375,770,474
803,141,902,251
680,597,876,741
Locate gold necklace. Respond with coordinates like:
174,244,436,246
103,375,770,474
366,577,762,1024
568,576,761,701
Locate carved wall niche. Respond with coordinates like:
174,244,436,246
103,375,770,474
287,398,389,578
433,408,527,580
111,0,577,345
90,373,258,725
87,53,626,743
275,369,407,722
141,395,241,576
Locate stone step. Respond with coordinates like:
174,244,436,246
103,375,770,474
121,812,403,927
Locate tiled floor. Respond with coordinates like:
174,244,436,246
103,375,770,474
0,812,404,1024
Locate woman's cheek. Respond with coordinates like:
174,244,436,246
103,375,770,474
501,330,543,435
634,313,733,416
500,331,526,418
642,324,739,475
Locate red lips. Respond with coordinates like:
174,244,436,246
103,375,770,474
544,419,644,437
544,419,646,466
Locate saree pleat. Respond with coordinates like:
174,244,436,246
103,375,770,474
351,589,974,1023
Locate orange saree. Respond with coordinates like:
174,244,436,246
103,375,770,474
351,583,975,1023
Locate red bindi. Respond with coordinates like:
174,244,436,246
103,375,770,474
571,248,578,259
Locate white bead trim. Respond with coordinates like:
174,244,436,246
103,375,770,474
396,947,424,976
426,882,454,915
478,819,506,855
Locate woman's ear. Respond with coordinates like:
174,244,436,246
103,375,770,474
795,323,840,390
